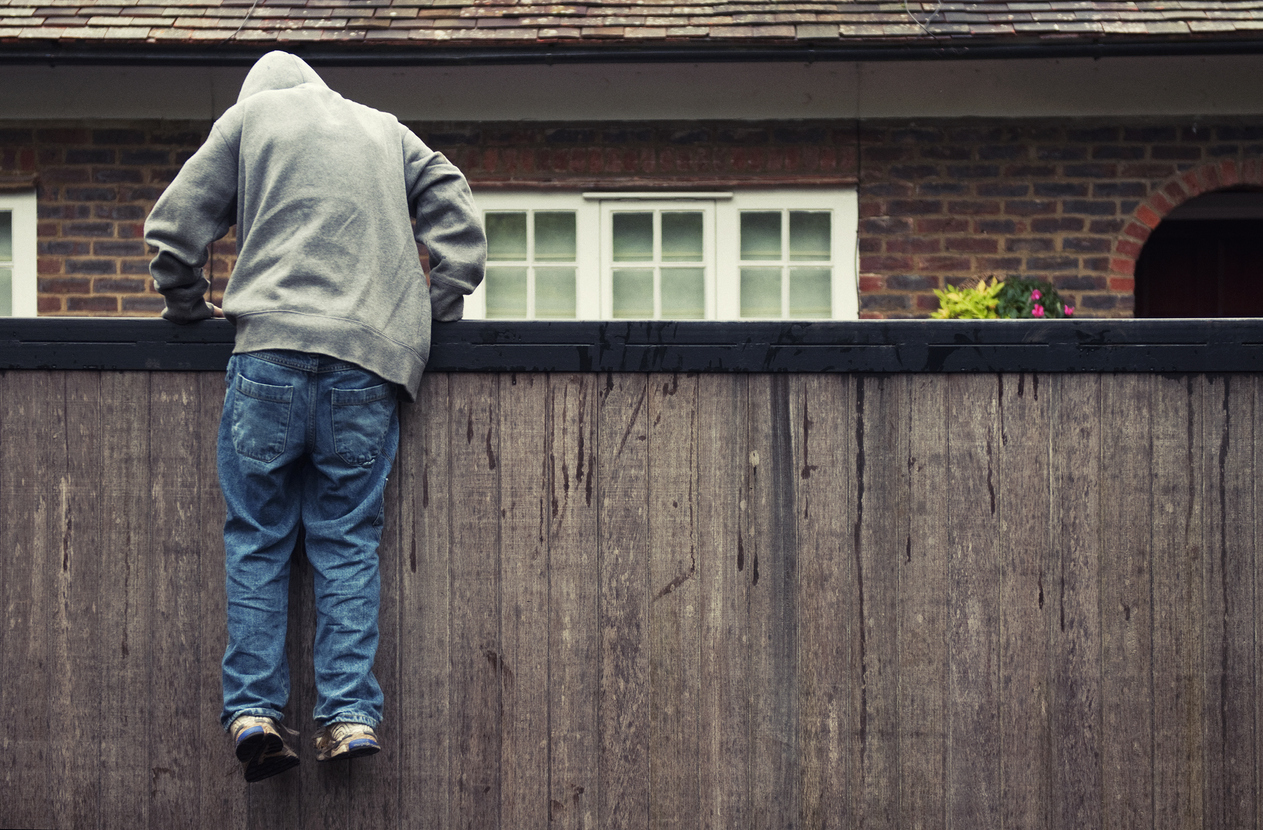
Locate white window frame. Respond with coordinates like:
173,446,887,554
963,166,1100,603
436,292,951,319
600,199,716,320
0,190,38,317
467,188,858,321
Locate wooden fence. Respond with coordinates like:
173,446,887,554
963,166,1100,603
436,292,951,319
1,368,1259,829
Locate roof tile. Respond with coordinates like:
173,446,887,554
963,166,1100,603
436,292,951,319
1,0,1261,50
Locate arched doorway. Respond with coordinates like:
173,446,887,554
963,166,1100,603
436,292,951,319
1134,188,1263,317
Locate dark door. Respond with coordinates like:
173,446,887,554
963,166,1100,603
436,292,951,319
1134,219,1263,317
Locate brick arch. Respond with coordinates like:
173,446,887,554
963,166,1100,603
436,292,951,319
1110,157,1263,280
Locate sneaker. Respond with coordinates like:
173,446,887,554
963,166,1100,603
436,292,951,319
314,722,381,761
230,715,300,783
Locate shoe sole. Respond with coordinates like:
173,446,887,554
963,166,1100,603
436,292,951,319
236,725,300,782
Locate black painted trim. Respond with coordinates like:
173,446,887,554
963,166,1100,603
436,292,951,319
2,318,1261,374
4,38,1263,67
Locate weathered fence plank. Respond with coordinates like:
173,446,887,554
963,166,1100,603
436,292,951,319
945,374,1001,829
1049,374,1104,830
399,373,454,829
5,369,1263,830
647,372,701,830
598,373,651,830
997,373,1052,830
1100,374,1156,830
794,374,851,830
499,372,550,830
1,372,61,828
50,372,102,830
98,372,153,830
900,374,949,830
450,373,502,829
1151,374,1205,830
548,374,600,830
747,374,800,829
852,375,904,830
1203,375,1257,829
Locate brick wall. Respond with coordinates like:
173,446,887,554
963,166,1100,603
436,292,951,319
0,121,223,315
4,116,1262,319
856,117,1263,318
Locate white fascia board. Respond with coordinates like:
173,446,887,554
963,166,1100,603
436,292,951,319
1,54,1262,121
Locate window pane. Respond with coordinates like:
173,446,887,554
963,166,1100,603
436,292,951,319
534,212,576,262
661,267,704,319
612,268,654,318
790,212,831,261
612,213,654,262
0,267,11,316
789,267,831,318
740,212,781,261
0,212,11,262
486,213,528,262
535,266,577,318
740,267,782,318
661,212,703,262
485,266,528,318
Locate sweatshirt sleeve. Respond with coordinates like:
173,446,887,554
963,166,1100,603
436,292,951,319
402,129,486,322
144,123,239,323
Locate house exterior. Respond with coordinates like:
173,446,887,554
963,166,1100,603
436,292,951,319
2,0,1262,320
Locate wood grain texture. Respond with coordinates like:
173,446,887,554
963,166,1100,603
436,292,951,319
1100,374,1155,830
450,372,503,830
996,374,1052,830
548,374,600,830
793,374,851,830
696,374,750,830
647,372,701,830
1048,374,1103,830
598,372,651,830
399,375,454,830
746,374,799,830
852,375,904,830
900,374,949,830
98,372,153,830
1202,375,1257,830
1151,374,1205,830
945,374,1001,830
499,373,550,830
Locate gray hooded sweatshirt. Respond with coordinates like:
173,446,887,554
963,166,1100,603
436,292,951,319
145,51,486,400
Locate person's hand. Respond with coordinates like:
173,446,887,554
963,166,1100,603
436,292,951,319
210,304,225,318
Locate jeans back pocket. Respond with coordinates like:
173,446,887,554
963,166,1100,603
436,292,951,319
232,375,295,463
332,383,395,467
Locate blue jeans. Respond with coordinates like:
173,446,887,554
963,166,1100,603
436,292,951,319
218,350,399,731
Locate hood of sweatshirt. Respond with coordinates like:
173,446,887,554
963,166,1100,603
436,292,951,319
237,51,328,104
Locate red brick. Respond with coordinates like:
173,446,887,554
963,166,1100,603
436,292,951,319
1115,239,1143,259
917,256,972,271
1135,204,1162,229
1110,258,1136,275
860,255,915,271
1109,277,1135,292
945,237,998,253
916,218,970,234
67,296,120,313
885,238,942,255
1122,222,1151,242
858,276,886,292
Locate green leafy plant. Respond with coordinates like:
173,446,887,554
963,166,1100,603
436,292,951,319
932,275,1076,319
994,277,1075,319
930,277,1003,319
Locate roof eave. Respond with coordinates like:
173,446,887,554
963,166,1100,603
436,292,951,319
4,34,1263,67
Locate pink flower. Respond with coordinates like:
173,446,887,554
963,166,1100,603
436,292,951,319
1030,289,1042,301
1064,305,1074,316
1032,304,1045,317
